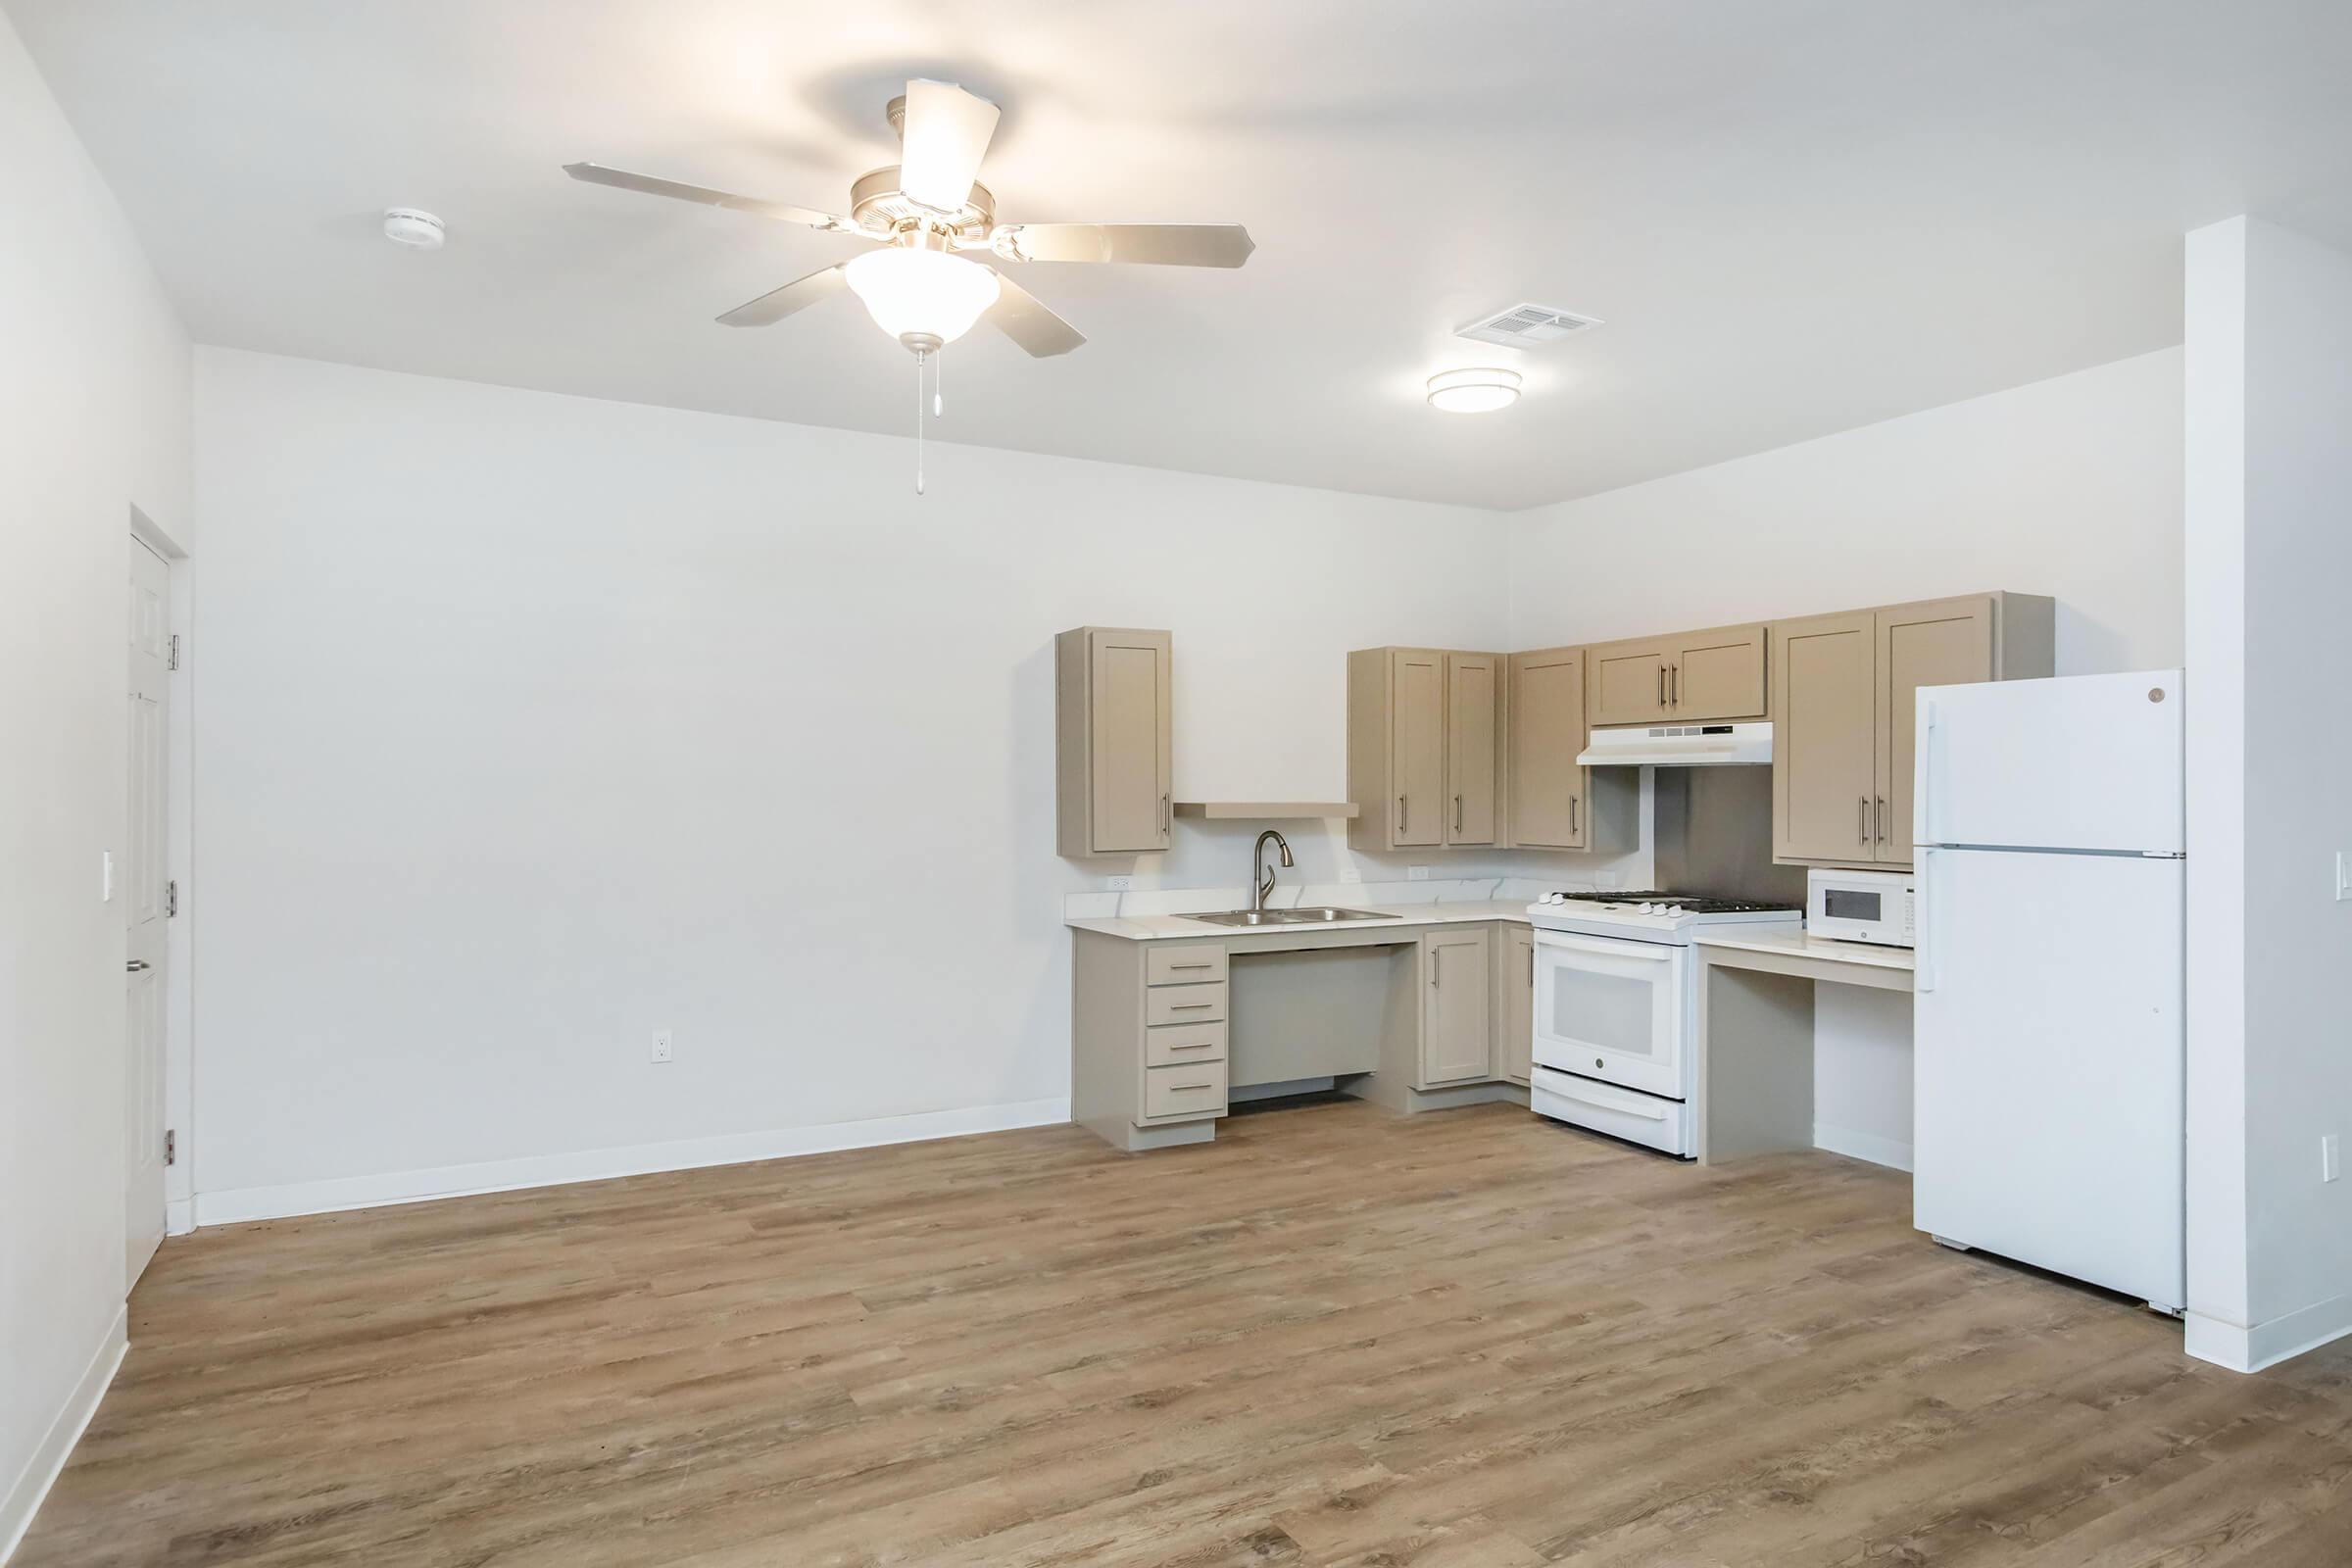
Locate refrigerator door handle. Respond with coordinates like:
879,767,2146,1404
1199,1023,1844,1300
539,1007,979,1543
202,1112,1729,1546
1915,698,1939,850
1914,847,1937,993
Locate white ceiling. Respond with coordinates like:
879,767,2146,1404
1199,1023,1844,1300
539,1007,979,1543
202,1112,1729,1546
12,0,2351,510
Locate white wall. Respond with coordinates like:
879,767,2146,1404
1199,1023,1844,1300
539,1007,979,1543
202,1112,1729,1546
0,11,192,1556
187,349,1547,1215
2184,217,2352,1372
1507,350,2186,1163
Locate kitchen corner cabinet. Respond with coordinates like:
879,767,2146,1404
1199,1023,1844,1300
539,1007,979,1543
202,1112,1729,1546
1055,626,1172,858
1420,925,1494,1087
1770,592,2054,869
1586,623,1767,726
1504,646,1638,853
1347,647,1505,853
1497,924,1535,1087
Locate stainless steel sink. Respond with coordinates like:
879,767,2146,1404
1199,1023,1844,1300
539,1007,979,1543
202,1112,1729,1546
1189,906,1397,927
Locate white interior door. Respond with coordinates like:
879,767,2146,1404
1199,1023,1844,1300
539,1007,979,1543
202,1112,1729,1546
126,536,170,1286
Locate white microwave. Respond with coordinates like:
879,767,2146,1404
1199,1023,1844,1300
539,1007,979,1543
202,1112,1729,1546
1806,868,1915,948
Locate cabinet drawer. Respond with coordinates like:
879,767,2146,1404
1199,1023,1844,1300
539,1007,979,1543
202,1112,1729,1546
1145,1020,1228,1067
1147,946,1228,986
1144,1060,1229,1120
1146,982,1227,1026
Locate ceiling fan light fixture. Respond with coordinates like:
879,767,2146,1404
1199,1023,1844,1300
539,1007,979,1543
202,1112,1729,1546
1426,368,1522,414
844,247,1001,353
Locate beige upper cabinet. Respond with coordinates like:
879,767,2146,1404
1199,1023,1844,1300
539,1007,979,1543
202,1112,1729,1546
1772,611,1879,862
1055,626,1172,857
1348,647,1503,853
1507,648,1588,848
1445,654,1499,846
1669,624,1768,720
1420,926,1494,1087
1587,624,1767,726
1769,593,2053,869
1588,639,1672,726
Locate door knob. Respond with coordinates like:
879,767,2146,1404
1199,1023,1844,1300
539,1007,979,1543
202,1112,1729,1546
125,959,151,973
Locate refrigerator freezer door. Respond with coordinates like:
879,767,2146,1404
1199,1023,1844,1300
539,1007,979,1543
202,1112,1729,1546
1913,847,2184,1306
1914,669,2183,855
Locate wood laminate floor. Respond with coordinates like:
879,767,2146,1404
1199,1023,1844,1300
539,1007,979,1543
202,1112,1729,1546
23,1098,2352,1566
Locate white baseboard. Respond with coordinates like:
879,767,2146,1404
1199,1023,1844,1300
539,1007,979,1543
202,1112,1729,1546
2186,1288,2352,1373
192,1096,1072,1226
165,1197,194,1236
1813,1122,1915,1173
2,1303,126,1565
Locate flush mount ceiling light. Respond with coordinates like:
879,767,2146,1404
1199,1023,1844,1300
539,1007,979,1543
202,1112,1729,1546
1426,368,1522,414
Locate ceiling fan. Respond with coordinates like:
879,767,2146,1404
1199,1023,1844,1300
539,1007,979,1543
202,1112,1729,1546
565,78,1255,362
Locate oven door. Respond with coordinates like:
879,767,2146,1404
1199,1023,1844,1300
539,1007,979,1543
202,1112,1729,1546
1531,929,1688,1098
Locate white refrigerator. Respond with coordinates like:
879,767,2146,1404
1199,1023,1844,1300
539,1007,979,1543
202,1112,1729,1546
1911,668,2184,1312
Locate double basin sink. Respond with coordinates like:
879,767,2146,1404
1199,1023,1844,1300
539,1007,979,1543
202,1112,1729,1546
1189,906,1397,928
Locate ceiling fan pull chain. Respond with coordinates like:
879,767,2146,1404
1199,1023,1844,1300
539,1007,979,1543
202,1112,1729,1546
935,350,944,417
914,348,926,496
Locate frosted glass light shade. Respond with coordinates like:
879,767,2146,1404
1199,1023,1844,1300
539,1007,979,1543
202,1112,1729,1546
1426,368,1523,413
844,247,1001,349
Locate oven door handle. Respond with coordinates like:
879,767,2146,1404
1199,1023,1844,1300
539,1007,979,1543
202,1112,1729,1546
1533,930,1677,963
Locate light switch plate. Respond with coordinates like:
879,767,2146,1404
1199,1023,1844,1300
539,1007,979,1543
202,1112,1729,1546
101,850,115,903
2325,1134,2340,1184
2337,853,2351,902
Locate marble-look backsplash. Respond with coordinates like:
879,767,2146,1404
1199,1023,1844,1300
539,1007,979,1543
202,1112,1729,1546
1061,872,1629,921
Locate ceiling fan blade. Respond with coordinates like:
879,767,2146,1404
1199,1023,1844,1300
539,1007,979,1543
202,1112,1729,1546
716,264,849,327
984,270,1086,357
896,79,1000,213
564,163,855,234
992,222,1255,268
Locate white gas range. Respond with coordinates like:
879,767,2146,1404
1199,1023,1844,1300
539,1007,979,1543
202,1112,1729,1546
1523,891,1802,1157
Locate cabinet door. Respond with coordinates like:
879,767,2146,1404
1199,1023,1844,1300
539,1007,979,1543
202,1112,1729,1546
1876,596,1995,865
1088,629,1171,853
1421,926,1494,1087
1445,654,1499,846
1589,640,1671,726
1508,648,1587,849
1773,611,1878,861
1669,624,1768,720
1390,649,1446,848
1499,925,1535,1086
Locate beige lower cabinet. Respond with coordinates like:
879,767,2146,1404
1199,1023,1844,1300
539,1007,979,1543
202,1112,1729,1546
1771,592,2054,869
1054,626,1172,857
1419,926,1494,1087
1498,924,1535,1087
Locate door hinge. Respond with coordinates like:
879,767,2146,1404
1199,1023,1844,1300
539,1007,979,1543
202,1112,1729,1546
168,633,180,671
167,879,178,917
165,1129,176,1166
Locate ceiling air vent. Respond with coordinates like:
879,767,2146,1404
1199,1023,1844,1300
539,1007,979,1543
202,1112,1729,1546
1454,302,1601,349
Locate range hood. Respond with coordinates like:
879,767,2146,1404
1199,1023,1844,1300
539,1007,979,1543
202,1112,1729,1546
1577,720,1773,767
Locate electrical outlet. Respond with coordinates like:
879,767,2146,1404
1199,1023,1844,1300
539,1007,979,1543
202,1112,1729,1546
2337,853,2351,902
651,1029,673,1064
1340,867,1362,884
2325,1134,2340,1184
1105,875,1134,892
101,850,115,903
1407,865,1430,882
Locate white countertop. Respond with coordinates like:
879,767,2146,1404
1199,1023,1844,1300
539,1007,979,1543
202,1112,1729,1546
1067,898,1536,942
1694,929,1917,973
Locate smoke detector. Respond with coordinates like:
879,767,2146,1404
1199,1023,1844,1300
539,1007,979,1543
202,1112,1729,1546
1455,302,1599,349
382,208,446,249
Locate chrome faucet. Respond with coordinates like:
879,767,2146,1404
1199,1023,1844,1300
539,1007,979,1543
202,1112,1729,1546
1252,829,1295,911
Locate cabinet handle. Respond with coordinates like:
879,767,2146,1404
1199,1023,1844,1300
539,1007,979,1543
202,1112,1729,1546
1160,794,1170,834
1657,666,1666,707
1170,1002,1213,1010
1671,664,1680,706
1878,797,1888,844
1571,795,1580,835
1859,796,1870,845
1167,1042,1213,1052
1430,956,1441,989
1169,961,1213,970
1397,795,1407,834
1171,1081,1214,1092
1452,794,1463,832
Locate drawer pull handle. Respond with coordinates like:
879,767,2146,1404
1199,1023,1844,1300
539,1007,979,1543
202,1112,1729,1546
1168,1042,1214,1052
1169,961,1213,970
1171,1082,1214,1092
1170,1002,1213,1010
